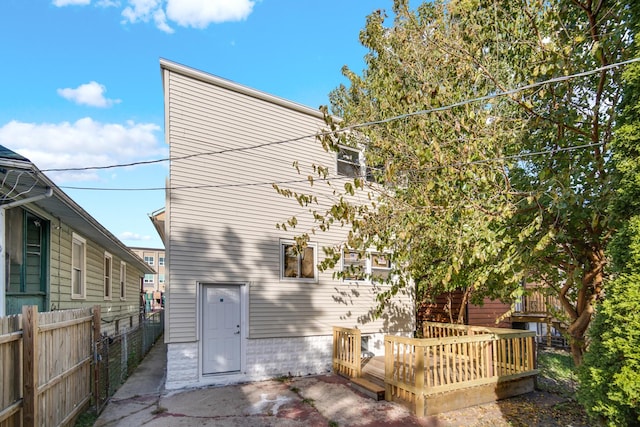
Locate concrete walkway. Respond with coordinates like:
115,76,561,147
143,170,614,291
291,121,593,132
93,338,431,426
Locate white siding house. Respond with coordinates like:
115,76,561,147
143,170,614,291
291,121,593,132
160,59,415,389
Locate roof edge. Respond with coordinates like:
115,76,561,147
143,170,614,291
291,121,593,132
160,58,327,120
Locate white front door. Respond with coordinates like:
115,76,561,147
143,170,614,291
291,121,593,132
202,285,241,374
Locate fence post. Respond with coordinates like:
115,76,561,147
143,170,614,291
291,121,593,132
22,305,38,427
415,344,425,417
93,305,101,412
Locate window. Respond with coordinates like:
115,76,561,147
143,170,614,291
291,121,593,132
342,249,367,281
159,256,165,266
144,256,154,266
72,233,86,299
337,146,363,178
280,240,317,281
104,252,112,300
341,249,392,283
144,274,155,284
120,262,127,300
371,253,392,281
158,274,165,284
5,208,49,314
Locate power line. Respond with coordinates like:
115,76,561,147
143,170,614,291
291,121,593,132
39,56,640,174
57,140,604,191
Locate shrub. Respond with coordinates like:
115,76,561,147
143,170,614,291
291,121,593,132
577,273,640,426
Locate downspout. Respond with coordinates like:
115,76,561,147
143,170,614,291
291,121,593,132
0,187,53,316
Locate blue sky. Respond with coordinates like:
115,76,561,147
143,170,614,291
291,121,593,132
0,0,394,249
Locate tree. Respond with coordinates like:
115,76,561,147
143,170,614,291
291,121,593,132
275,0,634,364
577,7,640,422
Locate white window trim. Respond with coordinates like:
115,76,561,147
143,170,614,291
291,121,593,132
279,239,318,282
120,262,127,301
341,247,392,283
104,251,113,300
144,274,155,284
71,233,86,300
159,257,165,266
337,145,365,178
144,255,155,266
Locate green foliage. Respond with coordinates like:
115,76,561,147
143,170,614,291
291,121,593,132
276,0,634,362
577,273,640,426
578,13,640,424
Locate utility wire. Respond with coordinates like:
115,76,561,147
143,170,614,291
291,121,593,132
39,57,640,174
58,139,603,191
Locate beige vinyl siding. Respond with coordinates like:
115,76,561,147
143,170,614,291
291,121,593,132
165,66,413,343
46,220,143,334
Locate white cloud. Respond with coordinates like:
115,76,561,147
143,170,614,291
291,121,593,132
0,118,166,183
166,0,254,28
57,81,121,108
53,0,91,6
96,0,120,6
120,231,152,241
121,0,254,32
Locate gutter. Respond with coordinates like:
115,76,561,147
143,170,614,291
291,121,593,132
2,186,53,209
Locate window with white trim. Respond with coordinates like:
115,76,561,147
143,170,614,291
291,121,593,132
120,262,127,300
337,146,363,178
159,256,165,266
71,233,86,299
341,249,392,283
280,240,317,281
144,256,154,266
144,274,155,284
104,252,112,300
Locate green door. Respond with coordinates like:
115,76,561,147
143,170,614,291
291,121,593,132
6,208,48,315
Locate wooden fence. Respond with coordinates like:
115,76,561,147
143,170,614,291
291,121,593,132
332,326,361,378
384,322,537,416
0,305,99,427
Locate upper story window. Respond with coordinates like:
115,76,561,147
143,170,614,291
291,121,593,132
104,252,112,300
280,240,317,281
341,249,392,283
144,256,155,266
159,256,165,266
144,274,155,284
159,274,165,284
71,233,86,299
337,146,363,178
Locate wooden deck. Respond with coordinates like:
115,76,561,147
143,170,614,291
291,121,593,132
332,324,538,417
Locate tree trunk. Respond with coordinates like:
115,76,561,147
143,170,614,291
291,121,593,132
565,250,605,366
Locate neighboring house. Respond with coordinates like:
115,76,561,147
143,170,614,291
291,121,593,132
418,290,512,328
0,145,155,335
419,285,566,345
130,246,166,293
159,59,414,389
130,246,166,311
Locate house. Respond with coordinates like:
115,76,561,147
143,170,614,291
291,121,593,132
418,285,567,346
0,145,155,335
130,246,166,310
159,59,414,389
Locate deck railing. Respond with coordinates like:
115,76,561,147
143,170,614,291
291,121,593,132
514,288,563,315
332,326,361,378
385,322,537,416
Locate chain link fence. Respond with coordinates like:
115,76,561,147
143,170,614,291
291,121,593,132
93,310,164,414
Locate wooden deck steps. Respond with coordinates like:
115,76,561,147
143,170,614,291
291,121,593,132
348,355,386,401
350,376,385,400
